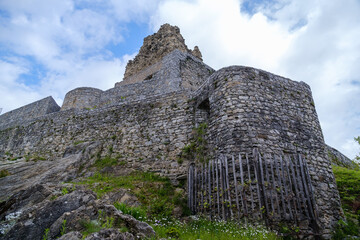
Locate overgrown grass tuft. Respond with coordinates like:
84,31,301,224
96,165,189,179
0,169,10,178
333,165,360,212
80,220,102,237
76,171,189,218
94,156,119,169
114,202,147,220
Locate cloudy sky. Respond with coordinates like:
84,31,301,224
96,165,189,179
0,0,359,159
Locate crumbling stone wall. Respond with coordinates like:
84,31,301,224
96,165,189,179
0,96,60,130
58,50,213,112
0,92,194,179
122,24,202,83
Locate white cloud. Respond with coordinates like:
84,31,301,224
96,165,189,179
151,0,360,158
151,0,296,71
0,0,140,111
0,59,42,113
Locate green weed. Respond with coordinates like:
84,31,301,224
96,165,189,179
0,169,10,178
179,123,209,164
73,140,84,146
61,187,69,195
60,219,66,236
114,202,147,220
42,228,49,240
94,156,118,169
80,220,101,237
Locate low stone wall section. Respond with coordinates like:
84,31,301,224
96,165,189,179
0,91,194,179
0,96,60,130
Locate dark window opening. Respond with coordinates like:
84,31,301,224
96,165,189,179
144,74,153,81
198,98,210,112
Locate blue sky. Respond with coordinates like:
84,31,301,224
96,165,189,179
0,0,359,159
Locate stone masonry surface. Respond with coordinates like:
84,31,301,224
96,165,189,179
61,87,103,111
194,66,341,236
0,96,60,130
0,24,342,237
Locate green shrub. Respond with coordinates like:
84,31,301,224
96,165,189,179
333,219,360,239
333,165,360,238
80,220,101,237
60,219,67,236
114,202,147,220
80,210,115,237
42,228,49,240
73,140,84,145
333,166,360,211
179,123,209,164
94,156,118,169
61,187,69,195
0,169,10,178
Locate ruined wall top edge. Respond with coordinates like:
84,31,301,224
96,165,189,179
194,65,311,100
61,87,104,111
116,49,213,87
0,96,60,129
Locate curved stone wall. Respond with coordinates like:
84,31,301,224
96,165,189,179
61,87,103,111
194,66,341,237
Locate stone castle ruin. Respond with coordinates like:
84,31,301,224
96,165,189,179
0,24,341,237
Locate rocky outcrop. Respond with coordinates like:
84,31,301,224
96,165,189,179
123,24,203,82
0,184,154,240
0,141,102,202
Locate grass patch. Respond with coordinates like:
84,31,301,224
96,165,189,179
76,171,189,218
80,220,102,237
333,165,360,212
114,202,147,221
80,210,115,237
73,140,85,146
0,169,10,178
148,217,279,240
94,156,119,169
332,165,360,238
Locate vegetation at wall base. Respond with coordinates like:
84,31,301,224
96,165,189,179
332,165,360,239
73,170,280,239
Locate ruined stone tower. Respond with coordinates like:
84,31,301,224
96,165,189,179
0,24,341,237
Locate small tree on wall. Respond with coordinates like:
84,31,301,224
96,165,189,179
355,136,360,162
